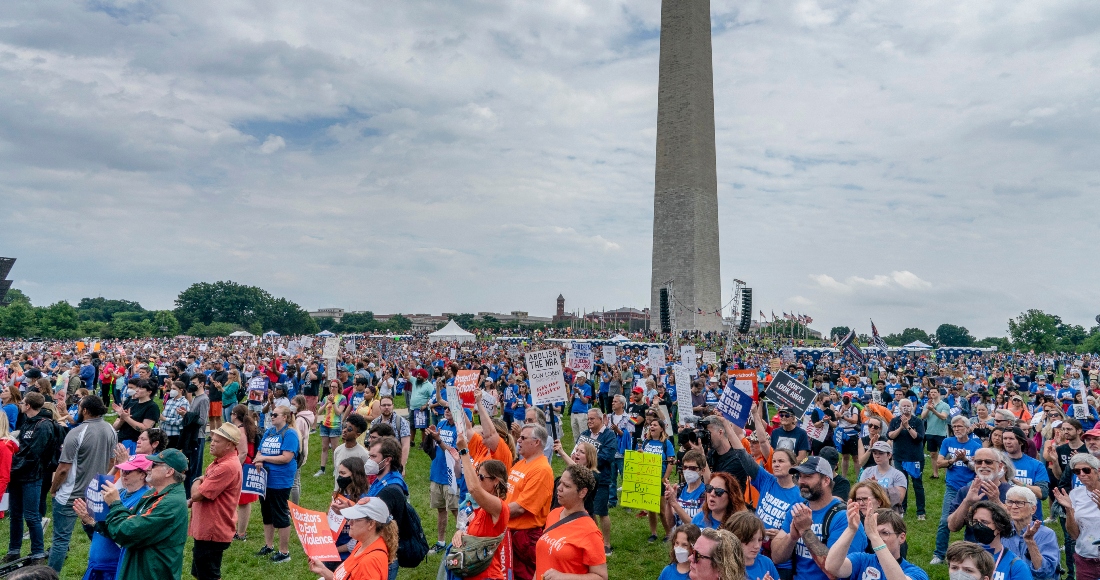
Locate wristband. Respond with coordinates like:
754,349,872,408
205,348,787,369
459,448,468,456
872,544,888,553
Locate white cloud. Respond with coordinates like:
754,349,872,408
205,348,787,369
259,135,286,154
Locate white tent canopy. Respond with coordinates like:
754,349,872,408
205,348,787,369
316,330,336,337
902,340,933,349
228,330,254,337
608,334,630,343
428,320,475,343
263,330,280,337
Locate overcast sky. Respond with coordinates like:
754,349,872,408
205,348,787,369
2,0,1098,338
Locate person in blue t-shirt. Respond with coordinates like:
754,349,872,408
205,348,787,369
1001,427,1049,519
423,409,459,553
933,416,985,562
568,373,593,446
825,505,929,580
724,512,781,580
771,457,867,580
657,523,700,580
253,405,300,562
965,500,1033,580
638,418,676,541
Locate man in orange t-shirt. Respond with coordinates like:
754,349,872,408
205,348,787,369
506,423,553,580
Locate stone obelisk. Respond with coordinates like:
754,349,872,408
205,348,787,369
650,0,723,333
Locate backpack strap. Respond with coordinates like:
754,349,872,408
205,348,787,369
819,501,846,546
543,510,588,535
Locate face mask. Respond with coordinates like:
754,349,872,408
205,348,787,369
336,476,353,491
126,388,136,397
966,521,997,545
949,571,979,580
169,389,179,399
364,459,380,476
674,546,690,563
683,470,702,485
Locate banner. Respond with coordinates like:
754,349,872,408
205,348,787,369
247,375,267,404
289,502,341,562
647,347,665,375
84,475,113,522
761,371,815,418
567,343,594,374
602,345,617,365
702,351,717,365
322,337,340,359
242,464,267,497
620,450,663,512
454,370,480,409
526,349,568,405
728,369,759,401
716,377,753,428
674,364,693,425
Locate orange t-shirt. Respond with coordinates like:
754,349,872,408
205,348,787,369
533,507,606,580
332,536,389,580
506,455,554,530
468,432,513,468
465,504,511,580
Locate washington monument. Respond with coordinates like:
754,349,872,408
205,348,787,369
649,0,724,333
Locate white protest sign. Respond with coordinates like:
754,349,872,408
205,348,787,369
526,349,567,405
322,337,340,359
450,348,457,360
508,344,520,357
301,337,314,348
325,359,336,380
647,347,665,374
602,345,617,365
803,414,829,442
674,364,693,425
446,383,466,439
702,351,717,365
569,343,594,374
680,345,697,377
344,339,356,352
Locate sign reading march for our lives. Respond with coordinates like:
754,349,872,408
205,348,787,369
526,349,567,406
289,502,341,562
242,463,267,497
761,371,815,418
620,450,663,513
84,474,113,522
454,370,480,409
716,378,753,428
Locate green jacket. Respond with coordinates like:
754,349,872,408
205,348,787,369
96,482,189,580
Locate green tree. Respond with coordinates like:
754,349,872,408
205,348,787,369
174,281,272,329
316,317,337,331
387,314,412,332
152,310,181,337
76,297,145,322
185,321,239,338
1008,309,1060,352
830,326,851,339
77,320,109,337
263,297,318,335
1079,328,1100,354
1056,322,1087,351
3,288,31,306
40,301,80,337
934,324,974,347
883,327,932,347
0,302,37,337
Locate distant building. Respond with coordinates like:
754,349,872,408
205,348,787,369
477,311,553,326
308,308,346,322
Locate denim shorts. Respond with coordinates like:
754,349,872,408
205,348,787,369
319,424,341,438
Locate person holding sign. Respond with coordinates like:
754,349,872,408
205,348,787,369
73,455,151,580
254,405,300,564
638,417,675,543
309,498,397,580
188,423,243,580
451,433,510,580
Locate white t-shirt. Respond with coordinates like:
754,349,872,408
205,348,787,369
1070,485,1100,558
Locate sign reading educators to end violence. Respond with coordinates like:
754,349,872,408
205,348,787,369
242,463,267,497
761,371,815,418
620,450,663,513
526,349,567,405
289,502,341,562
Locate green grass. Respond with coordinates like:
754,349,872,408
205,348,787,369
0,408,1065,580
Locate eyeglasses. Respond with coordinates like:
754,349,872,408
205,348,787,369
690,550,714,562
876,530,897,538
1005,499,1031,507
972,458,997,466
1074,467,1094,476
854,496,875,504
704,485,728,497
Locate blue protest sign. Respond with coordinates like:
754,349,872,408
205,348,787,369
84,474,114,522
715,378,753,427
242,463,267,497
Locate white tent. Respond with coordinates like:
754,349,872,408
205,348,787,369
902,340,933,350
316,330,336,337
428,320,475,343
228,330,254,337
608,334,630,343
263,330,280,337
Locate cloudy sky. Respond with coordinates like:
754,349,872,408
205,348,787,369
2,0,1098,338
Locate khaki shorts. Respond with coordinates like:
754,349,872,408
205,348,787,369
430,481,459,510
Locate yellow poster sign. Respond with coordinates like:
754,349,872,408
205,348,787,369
620,450,663,513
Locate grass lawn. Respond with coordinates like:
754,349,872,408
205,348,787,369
0,404,1065,580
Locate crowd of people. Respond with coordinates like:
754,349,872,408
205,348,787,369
0,330,1098,580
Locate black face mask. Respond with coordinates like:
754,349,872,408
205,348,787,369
967,521,997,545
336,476,353,491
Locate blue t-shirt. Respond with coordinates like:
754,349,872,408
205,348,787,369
430,420,458,485
991,547,1032,580
639,439,675,464
752,467,805,531
570,382,592,414
939,436,984,490
259,425,299,489
2,403,16,430
1010,454,1050,519
675,483,705,525
781,498,867,580
691,511,723,530
657,563,689,580
847,552,929,580
745,555,780,580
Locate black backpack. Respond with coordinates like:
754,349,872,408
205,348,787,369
395,491,429,568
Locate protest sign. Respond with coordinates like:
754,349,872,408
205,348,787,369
526,349,567,405
325,360,336,380
454,370,480,409
803,415,829,442
673,364,693,424
327,495,351,540
246,375,267,404
344,339,356,352
620,450,663,512
768,357,783,372
198,343,208,352
780,346,795,364
702,350,717,365
567,343,594,374
289,502,341,562
322,337,340,359
729,369,759,401
300,337,314,348
716,377,753,428
84,475,113,522
446,383,466,439
450,348,457,360
507,344,520,357
761,371,815,418
602,345,617,365
647,347,665,374
680,346,697,377
242,464,267,497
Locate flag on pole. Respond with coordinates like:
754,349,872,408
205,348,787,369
771,311,777,321
871,320,889,352
838,329,865,364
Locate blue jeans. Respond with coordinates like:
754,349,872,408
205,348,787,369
934,486,959,558
48,498,79,572
388,560,398,580
609,457,624,502
8,480,45,558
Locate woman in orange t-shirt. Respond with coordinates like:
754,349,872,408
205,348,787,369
309,498,396,580
534,465,608,580
454,433,511,580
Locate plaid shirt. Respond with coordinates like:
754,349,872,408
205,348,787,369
160,395,190,437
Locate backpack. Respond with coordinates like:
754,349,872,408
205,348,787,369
396,491,430,568
819,501,846,546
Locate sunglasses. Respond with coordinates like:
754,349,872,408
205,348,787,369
777,412,792,418
704,485,728,497
1074,467,1094,476
477,473,495,481
972,458,998,466
867,425,880,430
690,550,714,562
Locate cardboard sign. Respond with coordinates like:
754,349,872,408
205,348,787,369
454,370,480,409
620,450,663,512
647,347,665,374
84,475,113,522
300,337,314,348
322,337,340,359
242,464,267,497
674,364,693,425
446,383,466,439
729,369,758,401
526,349,567,405
247,375,267,404
289,502,341,562
602,345,617,365
803,414,829,442
702,351,717,365
574,343,595,373
716,378,753,428
761,371,815,418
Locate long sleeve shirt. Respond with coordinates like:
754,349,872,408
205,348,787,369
1001,520,1060,580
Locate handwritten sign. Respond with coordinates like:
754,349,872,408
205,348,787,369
620,450,663,512
716,378,753,428
322,337,340,359
289,502,341,562
508,344,520,357
568,343,594,374
454,370,480,409
446,383,467,440
702,351,717,365
242,464,267,497
526,349,567,405
680,346,697,377
674,364,693,425
602,346,617,365
84,475,113,522
648,347,665,375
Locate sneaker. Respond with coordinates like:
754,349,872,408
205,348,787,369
604,546,613,556
647,534,658,543
427,542,446,556
41,517,50,531
255,546,275,557
313,468,326,477
233,534,248,542
930,556,944,565
917,514,926,521
270,552,291,564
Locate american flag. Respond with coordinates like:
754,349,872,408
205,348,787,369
871,319,889,352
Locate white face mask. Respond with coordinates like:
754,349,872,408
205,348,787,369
949,571,979,580
683,470,702,485
674,546,691,563
169,389,179,399
126,388,136,397
364,459,380,476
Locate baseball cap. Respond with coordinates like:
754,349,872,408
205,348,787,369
211,423,242,445
148,449,189,473
1084,428,1100,439
575,371,587,380
632,386,644,393
870,441,893,454
790,457,834,479
341,498,392,524
115,454,153,472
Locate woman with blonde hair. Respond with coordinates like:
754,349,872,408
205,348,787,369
309,498,398,580
691,528,747,580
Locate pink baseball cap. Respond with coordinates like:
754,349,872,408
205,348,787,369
1084,428,1100,439
116,454,153,472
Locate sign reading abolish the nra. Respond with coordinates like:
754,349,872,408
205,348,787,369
526,349,567,405
761,371,815,418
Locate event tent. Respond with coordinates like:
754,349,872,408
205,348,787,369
428,320,475,343
228,330,254,337
263,330,280,337
902,340,933,349
608,334,631,343
316,330,336,337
